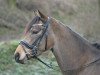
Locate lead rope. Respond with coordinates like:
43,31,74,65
33,48,60,71
34,56,54,69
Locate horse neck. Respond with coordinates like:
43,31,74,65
50,18,100,71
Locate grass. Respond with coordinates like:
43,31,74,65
7,0,17,9
0,40,62,75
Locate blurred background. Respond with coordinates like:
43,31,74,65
0,0,100,75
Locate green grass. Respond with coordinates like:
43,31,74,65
7,0,16,9
0,40,62,75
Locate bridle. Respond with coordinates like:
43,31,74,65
20,17,49,57
19,17,54,69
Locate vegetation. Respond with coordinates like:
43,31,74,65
0,0,100,42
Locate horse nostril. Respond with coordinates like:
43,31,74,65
15,53,20,62
14,53,24,64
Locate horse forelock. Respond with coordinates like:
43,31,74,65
24,16,40,35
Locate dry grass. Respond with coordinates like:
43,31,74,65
0,0,100,42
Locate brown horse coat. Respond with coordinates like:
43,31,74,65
49,18,100,75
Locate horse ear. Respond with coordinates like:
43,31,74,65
34,10,48,22
38,10,48,20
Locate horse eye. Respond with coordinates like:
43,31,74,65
30,25,42,34
31,31,39,34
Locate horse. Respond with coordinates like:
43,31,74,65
14,10,100,75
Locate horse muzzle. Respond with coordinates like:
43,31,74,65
14,53,24,64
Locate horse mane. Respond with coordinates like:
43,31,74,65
24,16,40,35
92,43,100,50
51,18,100,51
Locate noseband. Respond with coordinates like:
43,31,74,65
20,17,50,58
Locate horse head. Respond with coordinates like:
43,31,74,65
14,10,54,64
